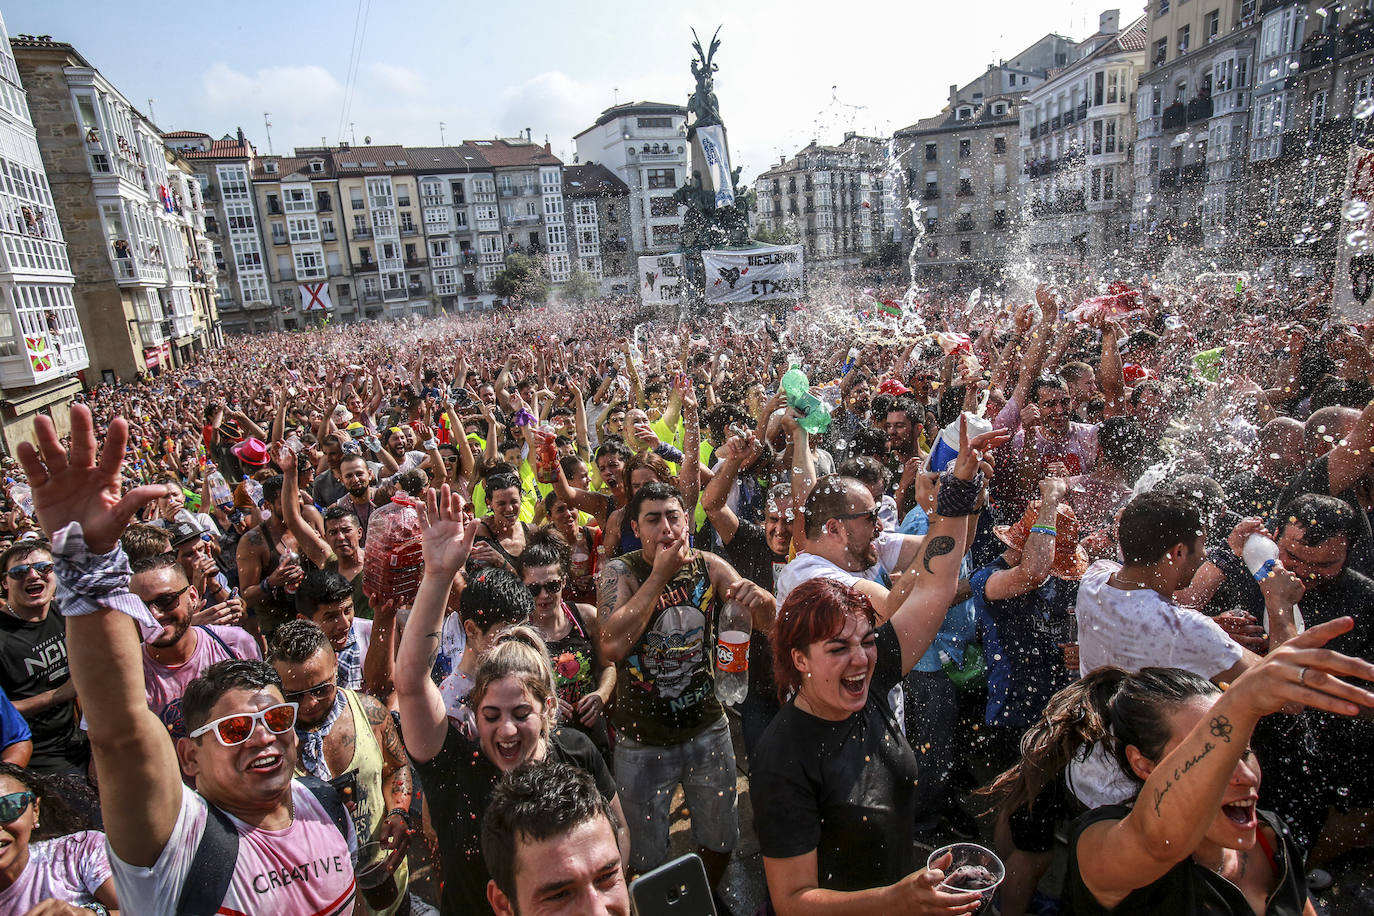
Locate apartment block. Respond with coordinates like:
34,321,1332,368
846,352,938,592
1132,0,1263,259
753,133,894,269
1021,11,1148,267
468,136,570,283
573,102,688,256
13,34,217,380
896,32,1077,287
563,163,632,294
409,145,499,310
0,14,87,451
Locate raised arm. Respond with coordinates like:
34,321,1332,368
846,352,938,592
701,434,756,546
889,423,1011,673
1098,319,1126,417
1076,619,1374,910
269,440,330,569
17,404,182,867
395,485,477,764
678,378,701,518
1327,399,1374,495
1008,286,1059,408
981,478,1063,601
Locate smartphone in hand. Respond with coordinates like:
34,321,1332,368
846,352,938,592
629,854,717,916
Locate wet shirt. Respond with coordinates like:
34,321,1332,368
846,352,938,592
1065,805,1308,916
611,551,722,746
970,558,1078,729
107,781,356,916
0,611,87,773
414,726,616,916
0,830,111,911
750,622,920,892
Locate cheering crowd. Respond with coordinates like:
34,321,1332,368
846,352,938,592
1,275,1373,915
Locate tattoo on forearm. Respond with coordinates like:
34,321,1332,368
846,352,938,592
598,562,625,614
922,535,956,574
1152,739,1219,816
1209,716,1234,743
423,630,441,666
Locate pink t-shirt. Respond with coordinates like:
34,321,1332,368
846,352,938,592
144,626,260,736
108,781,355,916
0,830,111,910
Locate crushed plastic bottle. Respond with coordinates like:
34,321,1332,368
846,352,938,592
715,600,751,705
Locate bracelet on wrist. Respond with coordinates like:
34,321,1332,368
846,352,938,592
1029,525,1058,537
386,807,416,830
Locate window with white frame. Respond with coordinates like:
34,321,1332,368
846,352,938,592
288,217,319,243
283,187,313,212
294,250,325,280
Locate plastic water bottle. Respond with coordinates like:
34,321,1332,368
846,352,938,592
242,476,263,507
715,600,751,705
9,484,32,518
780,367,832,434
1243,534,1306,634
1242,534,1280,581
207,467,232,507
927,412,994,473
363,494,425,606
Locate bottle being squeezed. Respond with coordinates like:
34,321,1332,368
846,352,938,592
715,600,751,706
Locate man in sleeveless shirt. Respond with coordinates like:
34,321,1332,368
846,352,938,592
271,620,413,915
19,405,357,915
597,482,773,890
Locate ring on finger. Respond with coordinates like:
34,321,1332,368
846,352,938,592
1298,666,1309,686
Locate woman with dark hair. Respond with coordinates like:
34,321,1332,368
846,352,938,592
542,488,601,606
749,423,1009,915
518,538,614,762
468,472,531,575
0,762,120,913
985,617,1374,915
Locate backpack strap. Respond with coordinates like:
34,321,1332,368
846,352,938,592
197,625,239,660
299,774,352,843
175,800,240,916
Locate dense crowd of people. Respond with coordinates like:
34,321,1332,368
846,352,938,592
1,275,1373,915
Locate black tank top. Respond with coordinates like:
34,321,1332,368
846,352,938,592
1065,804,1308,916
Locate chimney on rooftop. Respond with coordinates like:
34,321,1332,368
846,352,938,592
949,84,959,106
1099,9,1120,34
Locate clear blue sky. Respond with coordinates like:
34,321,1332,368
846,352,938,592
7,0,1116,180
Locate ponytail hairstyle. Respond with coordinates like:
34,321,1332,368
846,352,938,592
982,667,1219,815
470,625,558,744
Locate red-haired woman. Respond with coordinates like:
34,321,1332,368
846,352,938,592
749,424,1010,916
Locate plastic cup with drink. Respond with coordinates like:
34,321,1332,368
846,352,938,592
927,842,1004,911
352,841,400,910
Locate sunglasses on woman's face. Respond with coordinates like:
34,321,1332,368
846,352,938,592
0,791,34,824
189,702,298,747
5,562,53,580
527,579,563,596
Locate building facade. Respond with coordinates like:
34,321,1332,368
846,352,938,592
0,15,88,451
1021,11,1147,267
895,33,1078,286
1132,0,1263,260
563,163,632,294
468,136,570,284
410,145,498,311
573,102,688,257
753,133,893,269
13,35,216,381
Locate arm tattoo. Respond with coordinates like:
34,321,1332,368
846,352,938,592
1209,716,1234,743
423,630,441,668
1153,739,1219,816
598,561,627,615
921,535,956,574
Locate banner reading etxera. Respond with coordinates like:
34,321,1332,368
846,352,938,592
702,245,804,304
638,253,685,307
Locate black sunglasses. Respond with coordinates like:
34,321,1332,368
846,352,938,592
834,507,879,524
527,580,564,595
0,790,34,824
283,677,336,702
147,584,191,612
5,562,53,580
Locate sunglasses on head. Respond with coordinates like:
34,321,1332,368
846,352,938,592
189,702,298,747
527,579,564,595
146,584,191,613
283,677,336,703
5,562,53,580
0,791,34,824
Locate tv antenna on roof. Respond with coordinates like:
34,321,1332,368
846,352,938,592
263,112,274,155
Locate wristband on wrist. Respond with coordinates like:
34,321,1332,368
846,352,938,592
935,471,985,517
423,438,439,450
387,807,416,830
1029,525,1058,537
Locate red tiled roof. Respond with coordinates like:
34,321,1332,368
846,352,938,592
563,163,628,197
162,130,209,139
462,138,561,167
1115,16,1148,52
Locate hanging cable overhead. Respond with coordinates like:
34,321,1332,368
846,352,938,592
335,0,372,145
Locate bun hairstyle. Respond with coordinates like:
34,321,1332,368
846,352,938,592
471,625,558,741
982,666,1219,816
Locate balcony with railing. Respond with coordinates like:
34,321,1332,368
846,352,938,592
1162,102,1187,130
406,257,427,269
356,260,378,273
138,319,166,346
1186,95,1214,122
400,225,419,236
500,187,518,197
351,226,372,240
431,254,456,268
369,195,394,209
380,257,404,271
382,284,408,302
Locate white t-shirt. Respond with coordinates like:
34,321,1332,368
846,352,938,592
1069,559,1244,808
774,532,905,608
107,782,356,916
0,830,110,911
1075,559,1242,679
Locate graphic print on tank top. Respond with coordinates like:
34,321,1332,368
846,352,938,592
624,564,716,710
